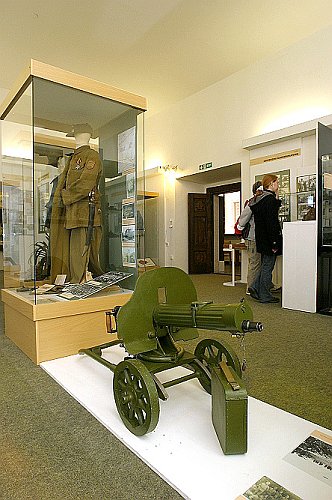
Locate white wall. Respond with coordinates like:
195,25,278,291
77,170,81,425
0,87,8,105
145,25,332,271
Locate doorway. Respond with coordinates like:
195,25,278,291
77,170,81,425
188,182,241,274
207,183,241,277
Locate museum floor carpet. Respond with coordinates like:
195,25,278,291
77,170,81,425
41,344,332,500
1,272,331,499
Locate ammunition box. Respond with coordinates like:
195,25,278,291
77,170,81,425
211,365,247,454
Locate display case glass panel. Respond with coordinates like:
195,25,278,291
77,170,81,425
321,154,332,246
1,73,146,304
1,83,34,290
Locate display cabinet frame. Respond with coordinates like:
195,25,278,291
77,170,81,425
0,60,148,362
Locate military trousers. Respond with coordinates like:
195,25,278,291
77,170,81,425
251,253,277,302
246,239,261,291
69,227,103,283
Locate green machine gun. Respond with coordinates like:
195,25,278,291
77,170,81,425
80,267,263,454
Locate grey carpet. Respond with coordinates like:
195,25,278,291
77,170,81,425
0,273,331,499
0,302,182,500
189,274,332,430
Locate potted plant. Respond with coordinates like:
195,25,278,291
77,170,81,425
30,233,50,280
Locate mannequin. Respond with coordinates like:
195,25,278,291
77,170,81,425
74,131,91,149
50,123,103,283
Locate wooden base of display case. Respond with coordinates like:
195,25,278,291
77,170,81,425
1,287,132,365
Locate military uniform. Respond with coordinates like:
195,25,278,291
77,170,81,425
50,145,103,283
61,146,102,229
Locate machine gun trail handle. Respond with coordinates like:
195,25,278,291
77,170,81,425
106,306,121,334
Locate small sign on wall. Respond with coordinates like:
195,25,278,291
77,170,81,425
250,148,301,166
199,162,213,171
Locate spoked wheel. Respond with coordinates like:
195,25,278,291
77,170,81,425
194,339,242,394
113,359,160,436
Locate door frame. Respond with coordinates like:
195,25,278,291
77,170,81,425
207,182,241,269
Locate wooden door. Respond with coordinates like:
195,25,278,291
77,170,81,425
188,193,213,274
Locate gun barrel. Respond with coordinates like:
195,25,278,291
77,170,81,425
154,301,259,333
241,320,263,333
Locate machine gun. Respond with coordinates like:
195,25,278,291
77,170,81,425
80,267,263,453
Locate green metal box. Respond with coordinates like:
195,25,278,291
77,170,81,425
211,365,247,454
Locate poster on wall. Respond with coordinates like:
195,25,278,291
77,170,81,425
296,174,316,221
121,224,135,244
296,174,316,193
122,201,135,225
255,169,290,224
118,126,136,174
297,193,315,220
122,244,136,267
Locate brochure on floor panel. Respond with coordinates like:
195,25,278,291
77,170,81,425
59,271,133,300
236,475,302,499
283,430,332,487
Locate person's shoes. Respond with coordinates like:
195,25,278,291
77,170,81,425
260,297,280,303
248,287,260,300
270,285,282,292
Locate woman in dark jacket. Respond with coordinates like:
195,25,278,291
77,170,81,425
248,174,282,303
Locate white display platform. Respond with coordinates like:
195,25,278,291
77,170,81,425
282,221,317,313
41,346,331,500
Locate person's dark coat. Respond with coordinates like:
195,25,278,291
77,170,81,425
249,190,282,255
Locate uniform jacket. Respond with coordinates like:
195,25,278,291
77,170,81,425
249,190,282,255
61,145,102,229
49,146,102,282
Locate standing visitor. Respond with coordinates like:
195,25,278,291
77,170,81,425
248,174,282,303
237,180,263,294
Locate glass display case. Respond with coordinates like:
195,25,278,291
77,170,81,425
0,60,147,305
321,154,332,246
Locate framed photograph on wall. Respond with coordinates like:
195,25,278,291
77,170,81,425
297,173,316,193
118,126,136,174
122,201,135,225
296,174,316,220
121,224,136,244
122,244,136,267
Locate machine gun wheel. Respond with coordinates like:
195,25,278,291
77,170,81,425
194,339,242,394
113,359,160,436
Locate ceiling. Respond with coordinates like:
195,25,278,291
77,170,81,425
1,1,332,115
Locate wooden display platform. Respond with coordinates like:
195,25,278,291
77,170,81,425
1,287,132,365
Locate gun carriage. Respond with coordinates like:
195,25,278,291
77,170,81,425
80,267,262,453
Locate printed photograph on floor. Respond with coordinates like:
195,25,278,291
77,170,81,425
236,475,302,499
283,430,332,487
